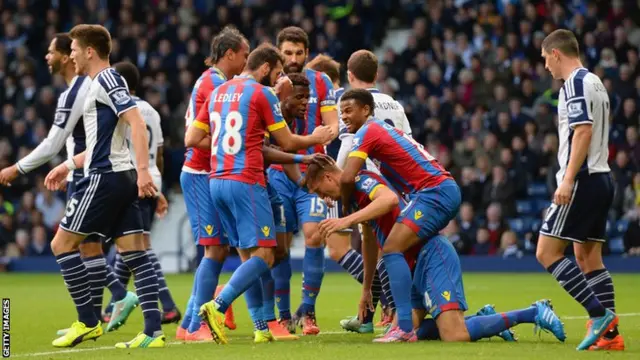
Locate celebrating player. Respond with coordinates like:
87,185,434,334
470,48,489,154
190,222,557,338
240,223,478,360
339,89,460,342
105,61,180,326
537,29,622,351
177,25,249,342
186,43,332,344
270,26,338,335
0,33,138,338
44,24,164,348
304,161,565,344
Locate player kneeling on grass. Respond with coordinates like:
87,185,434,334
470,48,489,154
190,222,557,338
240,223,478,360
305,161,567,344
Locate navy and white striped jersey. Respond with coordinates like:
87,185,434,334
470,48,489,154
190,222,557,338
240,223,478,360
17,76,91,180
556,67,610,185
126,96,163,190
83,68,136,175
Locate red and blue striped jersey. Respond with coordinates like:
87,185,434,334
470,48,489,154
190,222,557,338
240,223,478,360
194,75,286,186
349,118,452,194
352,170,420,270
183,67,227,173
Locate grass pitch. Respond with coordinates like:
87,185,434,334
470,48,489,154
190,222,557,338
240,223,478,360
1,272,637,359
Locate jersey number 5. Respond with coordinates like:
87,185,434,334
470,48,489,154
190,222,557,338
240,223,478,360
210,111,243,155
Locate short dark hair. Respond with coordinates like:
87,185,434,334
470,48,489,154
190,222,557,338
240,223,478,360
287,72,310,88
277,26,309,50
113,61,140,93
69,24,111,60
542,29,579,58
306,54,340,83
348,50,378,83
340,88,375,116
54,33,72,55
206,25,248,66
246,43,284,71
304,159,339,186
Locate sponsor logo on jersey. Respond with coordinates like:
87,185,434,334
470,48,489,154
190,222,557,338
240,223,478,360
112,90,132,106
567,101,583,118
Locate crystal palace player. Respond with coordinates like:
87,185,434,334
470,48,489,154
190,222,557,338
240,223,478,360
44,24,164,348
537,29,622,351
304,161,565,344
177,26,249,342
186,44,332,344
340,89,460,342
271,26,339,334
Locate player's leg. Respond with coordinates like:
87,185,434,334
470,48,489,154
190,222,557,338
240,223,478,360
537,176,617,350
293,189,327,335
200,179,276,344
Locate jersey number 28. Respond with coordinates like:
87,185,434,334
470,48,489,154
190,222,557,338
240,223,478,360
210,111,243,155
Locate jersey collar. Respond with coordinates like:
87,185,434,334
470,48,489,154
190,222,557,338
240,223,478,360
367,88,380,94
211,66,227,80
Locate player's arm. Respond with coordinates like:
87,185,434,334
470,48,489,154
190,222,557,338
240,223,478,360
43,151,86,191
319,73,339,139
263,145,334,167
360,223,378,292
342,185,399,226
184,99,212,149
260,87,332,152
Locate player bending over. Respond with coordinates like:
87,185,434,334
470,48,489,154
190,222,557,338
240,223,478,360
537,29,622,351
304,161,566,344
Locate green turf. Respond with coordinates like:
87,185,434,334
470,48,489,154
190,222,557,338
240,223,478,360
1,272,636,359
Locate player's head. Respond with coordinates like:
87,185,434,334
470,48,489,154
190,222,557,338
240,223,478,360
277,26,309,74
206,25,250,77
46,33,73,75
340,88,375,133
306,54,341,88
69,24,112,75
347,50,378,86
246,43,284,87
304,160,342,200
541,29,580,80
113,61,139,94
282,73,310,119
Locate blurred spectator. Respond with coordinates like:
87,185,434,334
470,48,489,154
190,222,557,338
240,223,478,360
443,219,472,255
35,188,64,231
483,166,516,216
499,230,523,259
473,228,493,255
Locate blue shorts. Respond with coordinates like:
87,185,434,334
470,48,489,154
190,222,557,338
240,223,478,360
210,179,276,250
180,171,226,246
267,168,327,233
398,179,461,239
267,182,286,234
60,170,143,239
411,235,468,319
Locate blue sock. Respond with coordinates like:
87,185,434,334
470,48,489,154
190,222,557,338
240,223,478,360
147,249,177,311
300,246,324,314
272,255,292,320
383,253,413,332
121,251,161,336
189,257,222,332
245,279,268,331
214,256,269,313
465,312,517,341
261,271,276,322
180,267,200,329
547,257,605,318
417,319,440,340
56,251,98,327
82,255,108,320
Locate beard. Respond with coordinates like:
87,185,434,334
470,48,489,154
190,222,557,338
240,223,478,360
259,73,272,87
49,61,61,75
284,62,302,74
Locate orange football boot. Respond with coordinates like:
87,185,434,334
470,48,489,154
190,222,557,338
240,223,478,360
215,284,237,330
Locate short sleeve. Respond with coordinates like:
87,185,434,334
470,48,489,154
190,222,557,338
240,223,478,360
97,69,137,116
258,87,287,133
192,97,211,133
355,173,386,200
319,72,336,113
349,123,377,160
565,73,593,128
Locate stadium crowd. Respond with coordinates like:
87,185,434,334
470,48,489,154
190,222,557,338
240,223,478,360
1,0,639,260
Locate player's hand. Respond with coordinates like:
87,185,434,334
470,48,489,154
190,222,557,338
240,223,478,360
0,165,19,186
57,179,68,192
274,75,293,100
323,196,335,208
358,289,375,323
156,193,169,218
553,179,574,205
302,153,334,168
137,168,158,198
318,217,350,238
44,164,70,192
311,125,333,145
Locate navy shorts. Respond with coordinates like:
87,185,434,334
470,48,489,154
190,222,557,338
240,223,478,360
60,170,143,239
140,197,158,234
540,172,614,243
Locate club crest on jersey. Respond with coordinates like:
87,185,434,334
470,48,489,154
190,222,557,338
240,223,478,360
567,101,583,118
111,90,131,106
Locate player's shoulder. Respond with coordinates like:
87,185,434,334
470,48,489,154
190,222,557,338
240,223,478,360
335,87,345,100
96,68,128,92
58,76,89,109
355,170,385,191
133,97,157,115
565,68,594,98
